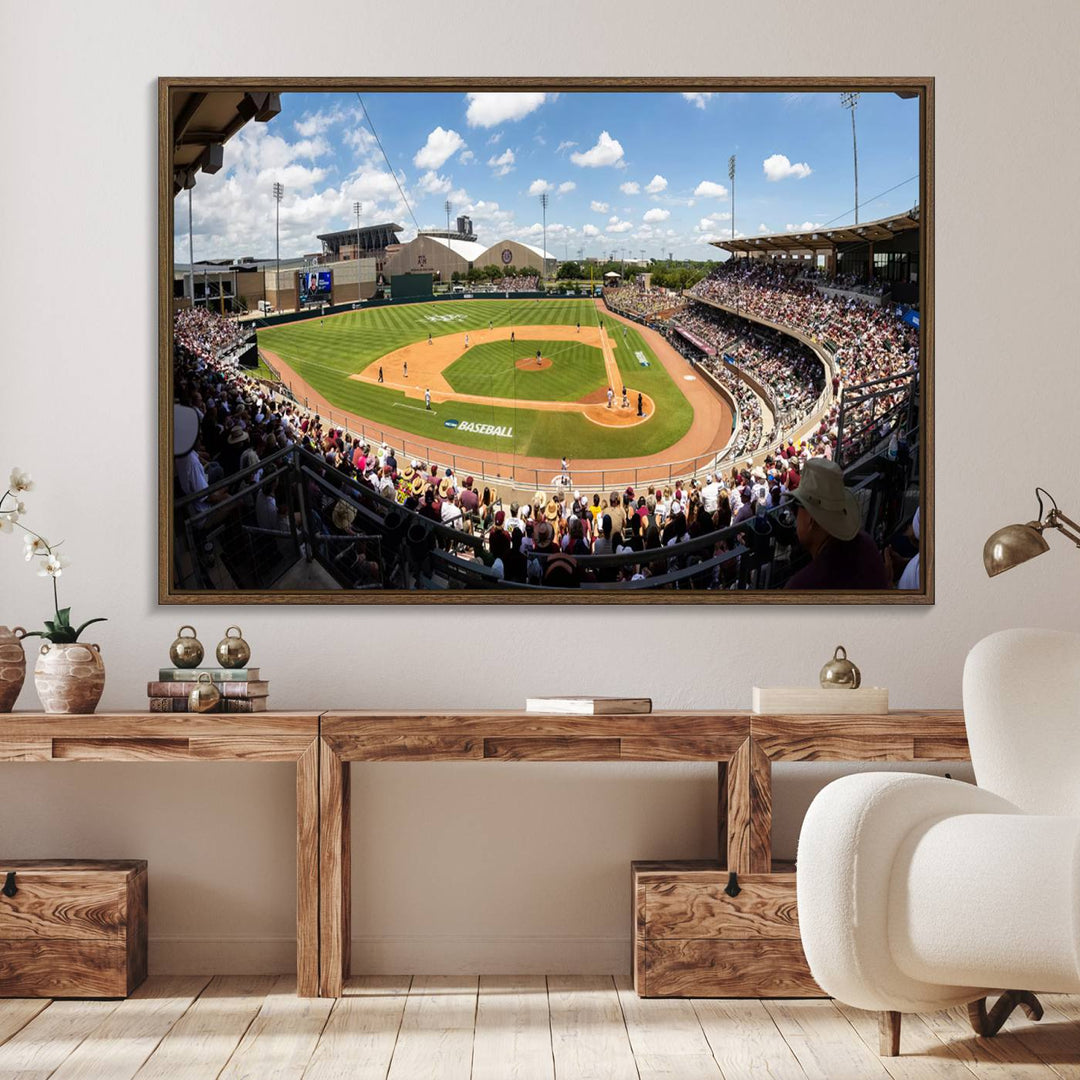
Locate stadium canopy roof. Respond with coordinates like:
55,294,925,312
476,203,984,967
317,225,404,244
516,241,558,262
712,208,919,256
171,90,280,194
428,236,491,262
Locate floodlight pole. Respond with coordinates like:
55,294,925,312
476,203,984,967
841,92,860,224
272,181,284,307
728,154,738,315
353,200,363,260
539,192,549,285
187,184,195,309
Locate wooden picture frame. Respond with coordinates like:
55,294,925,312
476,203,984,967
160,76,933,605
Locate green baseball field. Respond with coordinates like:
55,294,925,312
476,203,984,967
257,298,697,461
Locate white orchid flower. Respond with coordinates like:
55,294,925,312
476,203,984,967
23,534,49,560
0,513,13,534
38,552,69,578
8,469,33,493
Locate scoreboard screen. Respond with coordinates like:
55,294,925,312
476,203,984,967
299,270,332,304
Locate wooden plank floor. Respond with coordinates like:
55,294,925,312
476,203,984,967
1,977,1077,1079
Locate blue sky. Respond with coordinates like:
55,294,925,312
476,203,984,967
176,90,919,262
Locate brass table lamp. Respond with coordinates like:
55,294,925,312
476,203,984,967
983,487,1080,577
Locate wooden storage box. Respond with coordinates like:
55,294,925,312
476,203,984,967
0,859,148,998
632,860,822,998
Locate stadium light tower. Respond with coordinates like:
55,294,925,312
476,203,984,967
272,181,284,304
444,199,452,240
183,170,196,309
353,201,363,260
539,192,549,283
728,155,736,248
729,155,739,315
841,92,860,224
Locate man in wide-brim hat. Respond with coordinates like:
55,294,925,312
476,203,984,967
332,499,357,531
785,458,888,590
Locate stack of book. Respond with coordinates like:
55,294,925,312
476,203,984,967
147,668,269,713
524,696,651,715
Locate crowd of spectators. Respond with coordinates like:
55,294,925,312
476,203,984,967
670,306,825,439
604,284,686,321
173,305,917,592
683,261,918,461
667,331,765,459
688,260,918,390
464,275,540,292
174,307,252,365
798,265,887,297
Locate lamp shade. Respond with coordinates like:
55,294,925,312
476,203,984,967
983,522,1050,577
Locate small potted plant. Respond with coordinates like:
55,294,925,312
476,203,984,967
1,468,107,714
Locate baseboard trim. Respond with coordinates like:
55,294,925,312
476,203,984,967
149,934,630,975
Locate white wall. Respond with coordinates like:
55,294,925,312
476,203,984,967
2,0,1077,974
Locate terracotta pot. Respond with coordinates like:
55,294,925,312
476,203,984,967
0,626,27,713
34,642,106,715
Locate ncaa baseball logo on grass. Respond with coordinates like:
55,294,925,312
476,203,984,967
445,419,514,439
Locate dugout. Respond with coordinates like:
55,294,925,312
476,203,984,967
391,273,434,299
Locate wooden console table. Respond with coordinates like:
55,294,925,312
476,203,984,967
0,712,322,997
2,708,971,999
318,709,969,998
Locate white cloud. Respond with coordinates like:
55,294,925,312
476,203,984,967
465,92,551,128
570,131,625,168
620,181,640,195
416,170,452,195
414,127,466,170
763,153,812,181
556,140,578,154
487,132,502,145
694,180,729,198
645,174,668,194
590,200,609,213
785,221,824,232
458,149,475,164
758,223,770,233
607,216,633,234
582,223,600,237
175,123,408,259
460,199,515,232
557,180,576,194
697,217,716,232
342,125,376,154
643,207,670,223
294,106,349,137
487,148,516,177
682,92,714,110
528,178,554,196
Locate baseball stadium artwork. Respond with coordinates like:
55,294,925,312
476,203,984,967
160,78,932,603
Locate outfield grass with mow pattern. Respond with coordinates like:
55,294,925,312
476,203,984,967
444,339,608,402
257,298,694,460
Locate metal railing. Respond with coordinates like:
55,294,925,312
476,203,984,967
172,445,910,593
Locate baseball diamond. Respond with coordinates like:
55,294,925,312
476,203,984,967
257,298,733,494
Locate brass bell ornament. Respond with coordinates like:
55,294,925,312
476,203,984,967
188,672,221,713
215,626,251,669
169,625,204,669
820,645,861,689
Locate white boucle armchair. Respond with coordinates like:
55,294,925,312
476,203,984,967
796,628,1080,1056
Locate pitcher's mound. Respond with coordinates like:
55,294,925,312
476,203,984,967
515,356,552,370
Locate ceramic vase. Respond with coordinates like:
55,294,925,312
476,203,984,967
34,642,106,714
0,626,27,712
